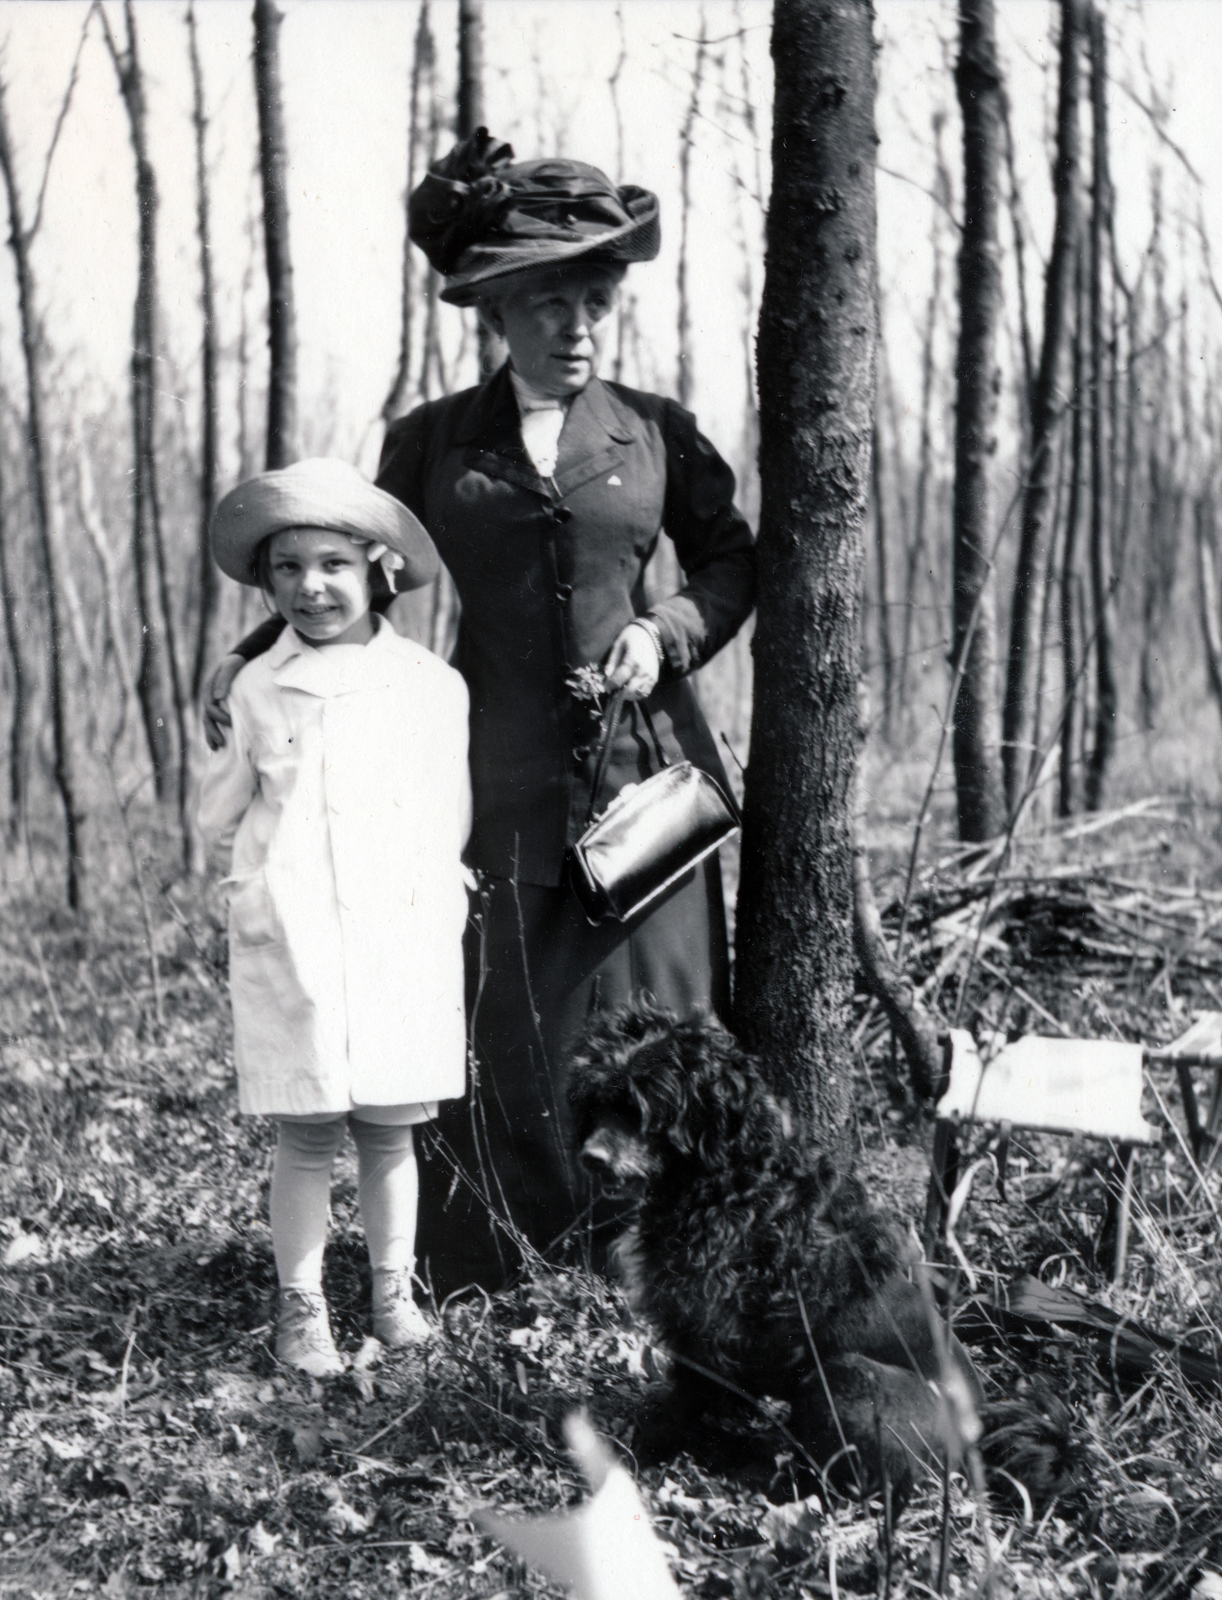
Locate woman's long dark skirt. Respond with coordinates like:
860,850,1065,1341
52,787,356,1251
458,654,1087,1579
415,857,730,1298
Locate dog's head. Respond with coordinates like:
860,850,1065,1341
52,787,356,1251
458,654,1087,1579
567,1001,789,1193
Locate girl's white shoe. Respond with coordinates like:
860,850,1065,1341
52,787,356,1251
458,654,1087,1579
372,1269,433,1346
276,1288,345,1377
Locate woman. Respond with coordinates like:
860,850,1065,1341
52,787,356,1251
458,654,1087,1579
209,132,755,1297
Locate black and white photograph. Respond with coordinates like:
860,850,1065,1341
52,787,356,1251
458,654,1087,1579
1,1,1222,1594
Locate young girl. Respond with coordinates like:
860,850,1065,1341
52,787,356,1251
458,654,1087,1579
199,457,470,1377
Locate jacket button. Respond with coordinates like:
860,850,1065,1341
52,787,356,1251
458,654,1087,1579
555,583,573,602
572,745,591,763
553,506,573,524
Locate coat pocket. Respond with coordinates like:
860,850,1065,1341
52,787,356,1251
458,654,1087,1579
225,870,284,948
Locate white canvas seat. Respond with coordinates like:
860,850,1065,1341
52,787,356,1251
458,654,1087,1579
925,1030,1161,1283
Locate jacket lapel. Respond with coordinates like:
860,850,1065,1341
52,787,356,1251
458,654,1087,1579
270,618,403,698
552,378,637,499
455,365,549,496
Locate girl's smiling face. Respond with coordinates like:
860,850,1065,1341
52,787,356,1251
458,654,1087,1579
265,527,376,647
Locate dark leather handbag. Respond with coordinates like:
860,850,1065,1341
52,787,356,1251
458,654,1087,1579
567,687,741,925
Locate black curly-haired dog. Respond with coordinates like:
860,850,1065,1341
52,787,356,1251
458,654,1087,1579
567,1004,1078,1514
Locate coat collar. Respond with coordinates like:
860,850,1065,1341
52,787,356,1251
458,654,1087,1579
454,366,638,499
268,615,406,698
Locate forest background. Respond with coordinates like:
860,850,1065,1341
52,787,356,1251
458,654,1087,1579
6,0,1222,890
6,4,1222,1598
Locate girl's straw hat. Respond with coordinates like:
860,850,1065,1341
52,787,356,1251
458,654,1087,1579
211,458,440,589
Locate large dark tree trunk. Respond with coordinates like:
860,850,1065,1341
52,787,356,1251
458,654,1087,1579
253,0,298,468
1083,4,1116,811
188,0,220,707
0,73,84,905
735,0,876,1144
1001,0,1082,813
950,0,1006,842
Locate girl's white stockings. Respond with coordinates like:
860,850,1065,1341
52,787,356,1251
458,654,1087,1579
270,1115,419,1294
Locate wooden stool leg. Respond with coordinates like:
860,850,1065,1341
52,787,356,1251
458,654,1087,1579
923,1119,960,1259
1106,1143,1137,1285
1176,1061,1204,1164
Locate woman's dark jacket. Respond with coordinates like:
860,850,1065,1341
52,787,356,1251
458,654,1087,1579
239,365,756,889
379,365,754,887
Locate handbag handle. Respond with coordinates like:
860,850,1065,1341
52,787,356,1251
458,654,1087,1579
583,687,671,829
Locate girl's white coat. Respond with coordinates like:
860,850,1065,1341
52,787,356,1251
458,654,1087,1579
199,621,471,1116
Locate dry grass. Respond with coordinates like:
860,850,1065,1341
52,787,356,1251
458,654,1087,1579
0,805,1221,1598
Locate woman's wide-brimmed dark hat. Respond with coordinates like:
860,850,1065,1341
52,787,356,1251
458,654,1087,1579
408,129,660,306
211,458,439,589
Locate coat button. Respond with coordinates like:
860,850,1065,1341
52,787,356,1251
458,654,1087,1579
553,506,573,524
555,583,573,602
572,745,591,763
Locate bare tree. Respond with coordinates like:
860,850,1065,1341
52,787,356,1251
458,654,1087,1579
382,3,434,424
898,111,950,724
0,72,85,904
1059,251,1086,817
253,0,298,468
1083,4,1116,811
0,403,30,848
100,1,189,821
457,0,503,383
735,0,876,1142
188,0,221,707
676,10,708,410
950,0,1006,842
1001,0,1082,812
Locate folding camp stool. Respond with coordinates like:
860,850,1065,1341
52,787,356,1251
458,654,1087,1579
1145,1011,1222,1166
923,1031,1162,1283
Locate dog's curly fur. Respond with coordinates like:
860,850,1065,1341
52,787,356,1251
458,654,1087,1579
568,1003,1081,1512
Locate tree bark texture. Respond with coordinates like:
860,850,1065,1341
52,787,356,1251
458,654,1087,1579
0,74,84,905
0,420,30,847
1001,0,1082,813
382,2,433,424
676,16,707,410
457,0,503,383
1083,4,1115,812
950,0,1006,842
735,0,876,1144
188,0,220,707
1059,252,1085,817
253,0,298,468
100,2,182,800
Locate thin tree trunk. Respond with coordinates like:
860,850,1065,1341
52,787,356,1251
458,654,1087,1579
1059,250,1086,817
1084,5,1115,812
1001,91,1035,425
0,412,29,848
188,0,220,707
383,3,433,424
457,0,502,383
1196,492,1222,728
898,113,947,722
253,0,298,468
102,1,192,865
871,417,894,739
1001,0,1081,812
735,0,875,1143
0,74,84,906
950,0,1006,842
75,435,136,754
676,11,708,411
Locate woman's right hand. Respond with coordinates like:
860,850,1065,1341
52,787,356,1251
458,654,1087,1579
204,654,245,750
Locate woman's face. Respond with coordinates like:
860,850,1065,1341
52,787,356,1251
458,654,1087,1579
265,526,375,647
485,265,623,398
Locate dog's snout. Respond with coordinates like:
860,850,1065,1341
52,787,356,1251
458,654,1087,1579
580,1132,614,1173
